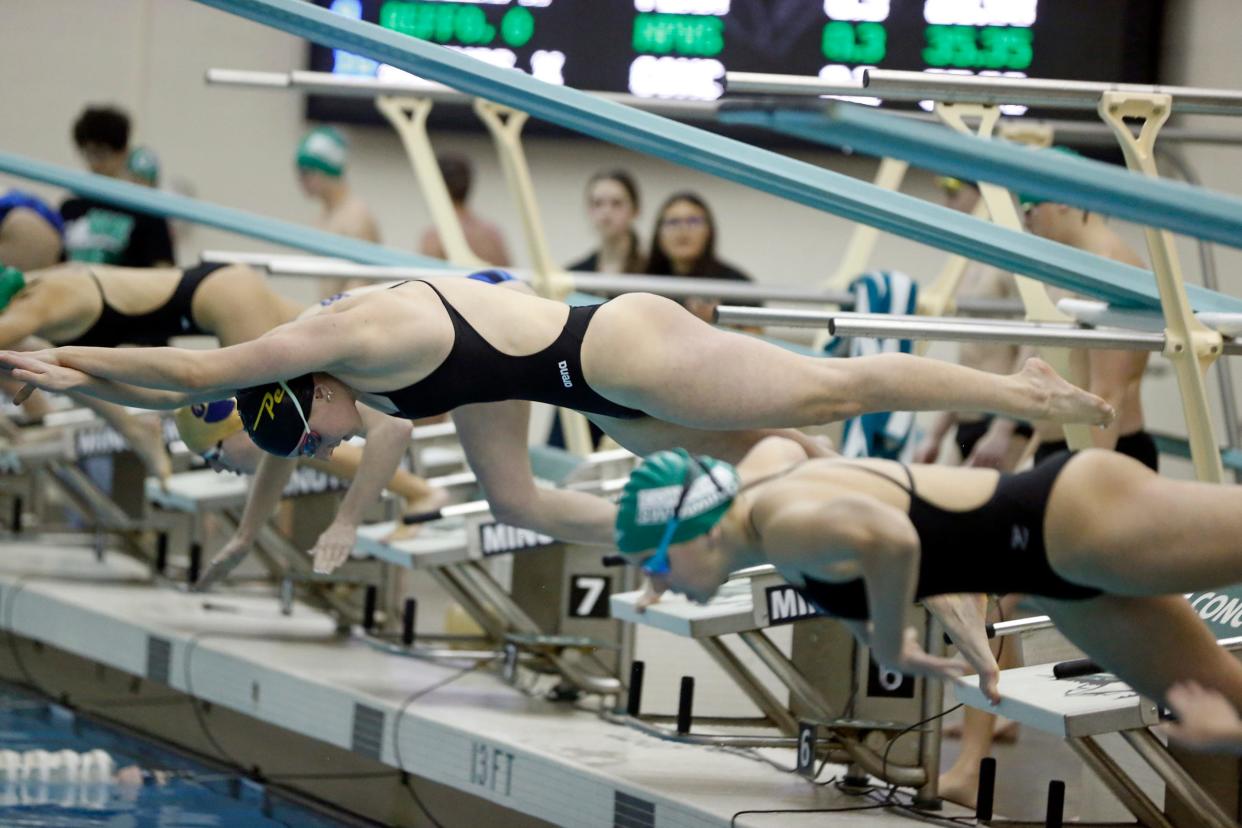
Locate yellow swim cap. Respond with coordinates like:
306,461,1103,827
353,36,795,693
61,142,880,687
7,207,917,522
174,399,244,455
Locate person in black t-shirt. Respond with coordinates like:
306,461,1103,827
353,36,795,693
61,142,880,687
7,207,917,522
60,106,173,267
567,170,645,275
645,191,756,325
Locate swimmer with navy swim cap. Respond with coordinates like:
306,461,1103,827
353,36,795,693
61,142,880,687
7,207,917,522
235,374,321,459
0,191,63,271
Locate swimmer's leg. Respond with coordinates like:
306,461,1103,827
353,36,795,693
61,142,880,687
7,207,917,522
1036,594,1242,711
583,294,1111,430
939,594,1024,809
189,264,300,345
1047,451,1242,595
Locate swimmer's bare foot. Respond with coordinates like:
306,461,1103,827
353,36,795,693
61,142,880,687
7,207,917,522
1018,357,1114,426
129,414,173,488
938,764,980,810
385,486,452,541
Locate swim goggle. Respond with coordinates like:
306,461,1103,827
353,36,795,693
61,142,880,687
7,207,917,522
202,440,225,466
281,380,323,459
641,456,728,577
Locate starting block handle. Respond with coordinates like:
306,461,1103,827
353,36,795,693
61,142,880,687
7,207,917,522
1052,657,1102,680
375,95,487,269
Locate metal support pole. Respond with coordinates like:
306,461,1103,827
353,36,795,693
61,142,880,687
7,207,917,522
1120,729,1237,828
1100,92,1225,483
1159,148,1242,482
697,636,799,736
914,614,945,808
737,630,926,788
1068,736,1174,828
375,95,485,268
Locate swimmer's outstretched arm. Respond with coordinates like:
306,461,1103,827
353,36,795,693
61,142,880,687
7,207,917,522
455,401,618,545
0,352,195,409
5,313,369,396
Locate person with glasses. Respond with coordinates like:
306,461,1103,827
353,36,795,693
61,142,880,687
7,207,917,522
614,436,1242,734
646,191,757,326
0,271,1112,576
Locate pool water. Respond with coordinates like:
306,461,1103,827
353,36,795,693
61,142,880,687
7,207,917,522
0,682,357,827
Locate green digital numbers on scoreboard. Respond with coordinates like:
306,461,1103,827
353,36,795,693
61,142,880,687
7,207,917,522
821,21,887,64
380,1,495,45
924,25,1032,71
500,7,534,48
633,13,725,58
379,2,536,49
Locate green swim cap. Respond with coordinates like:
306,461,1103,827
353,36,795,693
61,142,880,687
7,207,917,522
296,127,347,177
614,449,740,555
1017,146,1083,209
127,146,160,185
235,374,315,457
0,266,26,312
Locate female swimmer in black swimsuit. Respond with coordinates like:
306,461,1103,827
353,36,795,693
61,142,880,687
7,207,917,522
612,436,1242,721
1,272,1109,456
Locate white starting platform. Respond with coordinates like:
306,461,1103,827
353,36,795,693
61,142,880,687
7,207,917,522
952,664,1158,740
952,664,1235,828
354,518,470,570
0,539,956,827
610,580,761,639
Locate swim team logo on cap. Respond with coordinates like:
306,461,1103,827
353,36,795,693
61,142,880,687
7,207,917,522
614,448,739,555
296,127,348,177
235,375,316,458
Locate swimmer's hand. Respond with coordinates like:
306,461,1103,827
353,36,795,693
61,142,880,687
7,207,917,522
880,627,969,683
0,351,81,403
310,520,358,575
193,534,253,592
925,594,1001,704
635,579,666,613
1164,681,1242,754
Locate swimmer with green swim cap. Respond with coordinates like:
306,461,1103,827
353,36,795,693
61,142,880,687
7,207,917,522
296,126,348,178
615,448,756,605
0,267,26,313
127,146,160,187
293,126,381,298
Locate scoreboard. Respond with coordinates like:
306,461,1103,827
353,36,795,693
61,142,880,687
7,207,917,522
307,0,1164,121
